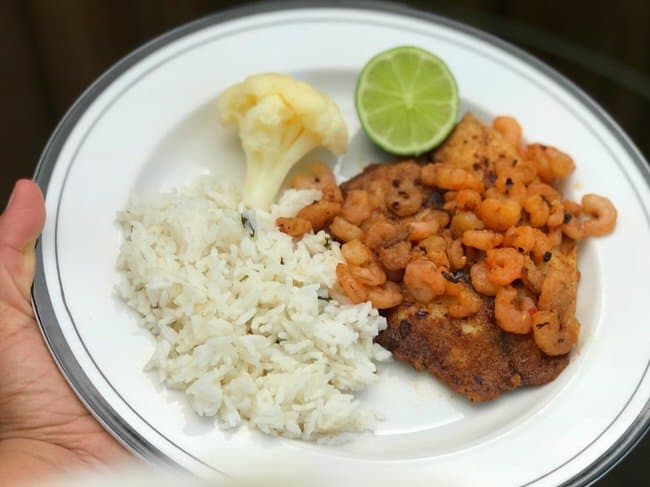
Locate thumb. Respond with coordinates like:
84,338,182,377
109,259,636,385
0,180,46,303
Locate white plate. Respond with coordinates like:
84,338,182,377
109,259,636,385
32,3,650,486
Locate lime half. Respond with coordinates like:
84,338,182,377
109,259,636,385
355,46,459,156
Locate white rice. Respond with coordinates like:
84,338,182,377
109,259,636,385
117,177,390,439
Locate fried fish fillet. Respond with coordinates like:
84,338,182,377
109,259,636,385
375,296,569,402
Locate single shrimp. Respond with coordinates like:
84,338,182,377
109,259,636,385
296,199,341,232
408,219,439,241
561,202,585,240
480,198,522,231
340,189,374,225
581,194,617,236
291,162,342,202
421,164,484,192
418,235,450,267
455,189,482,212
546,200,565,228
494,175,527,204
523,194,550,227
340,239,373,266
470,260,499,296
445,281,482,318
530,230,553,263
548,226,563,247
495,286,536,334
329,216,363,242
364,219,402,250
276,217,312,237
503,225,536,253
404,259,446,303
462,230,503,251
493,116,522,148
336,263,367,304
532,310,579,356
349,261,387,287
447,238,467,270
485,247,524,286
450,211,485,238
525,144,575,183
367,281,403,309
378,241,412,271
527,182,561,204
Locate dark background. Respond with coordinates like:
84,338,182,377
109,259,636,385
1,0,648,484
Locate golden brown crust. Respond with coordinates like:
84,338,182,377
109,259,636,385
376,295,569,402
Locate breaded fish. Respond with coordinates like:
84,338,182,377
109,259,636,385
376,296,569,402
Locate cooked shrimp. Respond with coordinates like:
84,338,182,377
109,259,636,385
462,230,503,251
367,281,403,309
494,175,527,204
364,219,402,250
418,235,450,267
455,189,482,211
450,211,485,238
525,144,575,183
503,225,536,253
530,230,553,262
408,219,439,241
329,216,363,242
485,247,524,286
546,200,565,228
493,116,522,148
548,227,563,247
447,238,467,270
378,241,411,271
527,182,561,204
562,219,585,240
276,216,312,237
430,209,451,229
445,281,482,318
470,260,499,296
495,286,536,334
340,239,373,266
581,194,617,236
296,199,341,231
336,263,367,304
291,162,342,202
480,198,522,231
523,194,549,227
532,311,579,356
341,190,374,225
421,164,484,192
349,261,387,287
495,159,537,185
404,259,446,303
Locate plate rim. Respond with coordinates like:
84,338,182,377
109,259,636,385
31,1,650,485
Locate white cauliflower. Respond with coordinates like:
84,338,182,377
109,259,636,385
218,73,348,209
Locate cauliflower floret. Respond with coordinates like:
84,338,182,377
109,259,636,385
218,73,348,209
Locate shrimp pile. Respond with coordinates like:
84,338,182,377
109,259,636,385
278,113,616,359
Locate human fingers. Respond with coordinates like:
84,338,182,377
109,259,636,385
0,179,46,303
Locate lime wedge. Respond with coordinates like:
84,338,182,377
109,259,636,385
355,46,459,156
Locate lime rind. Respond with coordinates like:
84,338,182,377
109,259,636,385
355,46,459,156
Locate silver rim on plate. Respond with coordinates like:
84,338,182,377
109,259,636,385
31,1,650,485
